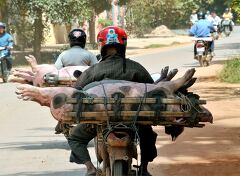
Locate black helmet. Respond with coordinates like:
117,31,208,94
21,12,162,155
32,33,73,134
68,29,86,48
225,8,230,12
197,11,205,20
0,22,6,29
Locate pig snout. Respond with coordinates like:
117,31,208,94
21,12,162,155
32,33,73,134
50,93,74,122
200,106,213,123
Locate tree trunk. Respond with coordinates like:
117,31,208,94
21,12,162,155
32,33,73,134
89,12,96,44
65,24,72,34
33,8,43,60
0,0,8,25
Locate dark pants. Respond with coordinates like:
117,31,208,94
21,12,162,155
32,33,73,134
67,124,97,164
67,124,157,165
5,56,13,70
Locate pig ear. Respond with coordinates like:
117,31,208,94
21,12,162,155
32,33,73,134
165,126,184,141
73,70,82,79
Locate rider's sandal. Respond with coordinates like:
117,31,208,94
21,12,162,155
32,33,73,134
85,169,102,176
85,172,96,176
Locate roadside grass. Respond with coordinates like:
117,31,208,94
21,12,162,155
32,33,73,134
144,41,181,49
219,57,240,83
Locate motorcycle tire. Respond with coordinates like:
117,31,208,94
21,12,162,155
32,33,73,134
203,60,209,67
1,59,9,83
112,160,127,176
198,55,203,67
224,26,231,37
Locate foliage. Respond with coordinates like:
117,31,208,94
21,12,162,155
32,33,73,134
231,0,240,23
98,18,113,27
125,0,229,36
219,58,240,83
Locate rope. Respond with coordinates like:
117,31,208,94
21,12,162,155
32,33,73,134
64,69,73,86
99,81,111,127
131,83,148,146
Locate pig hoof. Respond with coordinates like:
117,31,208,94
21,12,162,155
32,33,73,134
52,93,67,109
185,68,196,81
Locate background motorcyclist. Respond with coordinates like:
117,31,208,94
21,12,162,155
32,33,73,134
189,11,215,57
205,10,212,21
222,8,234,31
209,11,222,33
68,26,157,176
0,22,14,71
190,9,198,25
54,28,97,69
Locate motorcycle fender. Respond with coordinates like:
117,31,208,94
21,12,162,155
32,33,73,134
107,132,130,147
108,146,129,161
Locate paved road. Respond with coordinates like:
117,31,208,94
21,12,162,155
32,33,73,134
133,26,240,73
0,27,239,176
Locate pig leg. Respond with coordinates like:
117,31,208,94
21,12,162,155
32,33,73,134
16,85,77,107
155,66,169,83
155,67,178,84
164,68,178,81
159,68,196,93
25,55,38,72
8,76,30,84
16,84,52,106
13,71,34,83
14,68,34,76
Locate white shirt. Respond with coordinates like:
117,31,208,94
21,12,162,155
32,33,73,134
190,14,198,24
209,16,222,25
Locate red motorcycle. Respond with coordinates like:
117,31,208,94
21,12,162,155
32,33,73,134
192,37,213,67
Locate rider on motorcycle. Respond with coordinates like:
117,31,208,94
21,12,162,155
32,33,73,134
209,11,222,33
205,10,212,21
54,29,97,69
189,11,215,57
222,8,234,31
0,22,14,71
68,26,157,176
190,9,198,25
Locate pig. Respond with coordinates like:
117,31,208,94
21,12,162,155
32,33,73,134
10,55,89,87
16,68,213,125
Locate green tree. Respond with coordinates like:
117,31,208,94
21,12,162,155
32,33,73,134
8,0,92,57
231,0,240,23
125,0,231,36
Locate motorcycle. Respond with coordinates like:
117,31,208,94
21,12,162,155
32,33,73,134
192,37,213,67
221,20,232,37
62,86,208,176
212,24,220,40
0,46,10,82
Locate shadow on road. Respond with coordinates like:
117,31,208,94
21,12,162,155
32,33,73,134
0,140,70,150
191,86,239,101
2,169,86,176
152,124,240,176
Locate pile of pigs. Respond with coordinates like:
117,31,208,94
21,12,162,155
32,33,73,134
10,55,213,135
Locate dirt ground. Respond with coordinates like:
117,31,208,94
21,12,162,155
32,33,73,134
149,65,240,176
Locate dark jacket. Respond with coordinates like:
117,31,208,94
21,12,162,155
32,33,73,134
74,54,157,163
75,55,154,89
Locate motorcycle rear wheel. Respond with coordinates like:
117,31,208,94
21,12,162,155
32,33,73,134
198,55,203,67
224,26,231,37
112,160,127,176
203,60,209,67
1,59,9,83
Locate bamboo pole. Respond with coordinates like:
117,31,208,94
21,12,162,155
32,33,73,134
66,97,206,105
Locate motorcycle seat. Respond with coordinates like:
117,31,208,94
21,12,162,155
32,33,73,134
192,37,213,41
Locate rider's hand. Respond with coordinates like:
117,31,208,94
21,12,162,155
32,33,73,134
5,46,13,50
